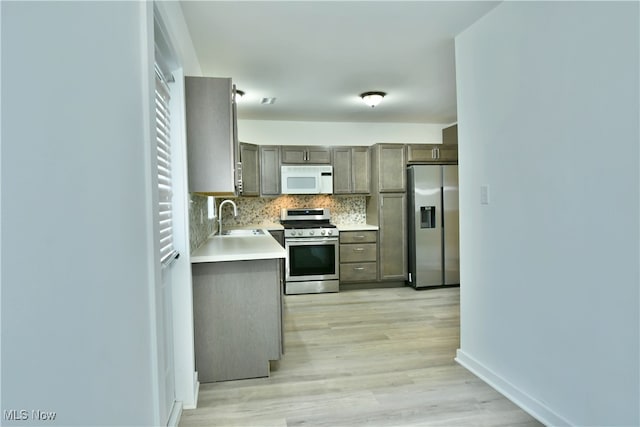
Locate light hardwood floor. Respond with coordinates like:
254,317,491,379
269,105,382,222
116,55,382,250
179,287,543,427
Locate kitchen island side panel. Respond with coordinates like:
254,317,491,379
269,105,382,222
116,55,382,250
192,259,281,382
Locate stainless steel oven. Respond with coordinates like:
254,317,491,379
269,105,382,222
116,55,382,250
281,208,339,295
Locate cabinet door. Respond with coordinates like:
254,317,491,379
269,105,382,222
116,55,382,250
306,147,332,164
185,76,238,195
442,124,458,145
436,144,458,163
280,146,307,164
239,143,259,196
351,147,370,194
407,144,438,163
407,144,458,164
281,146,332,164
260,146,280,196
374,144,406,192
332,147,352,194
378,193,407,281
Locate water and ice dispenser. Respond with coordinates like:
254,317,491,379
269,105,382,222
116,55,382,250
420,206,436,229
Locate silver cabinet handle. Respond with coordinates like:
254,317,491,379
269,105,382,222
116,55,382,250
353,247,365,252
236,161,243,192
354,235,366,239
354,267,365,271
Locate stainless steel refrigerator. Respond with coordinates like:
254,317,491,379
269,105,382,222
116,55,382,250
407,165,459,288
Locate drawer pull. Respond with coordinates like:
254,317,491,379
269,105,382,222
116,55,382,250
354,235,366,239
353,267,365,271
353,248,365,252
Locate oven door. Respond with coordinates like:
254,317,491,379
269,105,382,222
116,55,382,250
285,237,339,282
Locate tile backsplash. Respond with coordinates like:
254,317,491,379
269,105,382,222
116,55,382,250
189,194,367,251
189,194,216,252
218,195,367,226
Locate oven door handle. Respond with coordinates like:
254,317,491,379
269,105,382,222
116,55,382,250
286,237,339,243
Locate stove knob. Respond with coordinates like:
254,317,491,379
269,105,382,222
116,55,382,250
327,229,333,235
320,230,326,235
309,230,315,236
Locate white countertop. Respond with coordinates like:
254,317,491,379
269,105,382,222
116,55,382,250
336,224,379,231
191,230,286,263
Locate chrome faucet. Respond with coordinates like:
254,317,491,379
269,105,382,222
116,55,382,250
218,199,238,235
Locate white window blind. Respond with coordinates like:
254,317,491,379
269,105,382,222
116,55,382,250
155,64,177,266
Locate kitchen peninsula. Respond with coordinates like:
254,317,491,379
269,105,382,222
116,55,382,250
191,230,286,382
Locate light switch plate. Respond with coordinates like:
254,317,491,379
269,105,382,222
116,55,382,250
480,185,489,205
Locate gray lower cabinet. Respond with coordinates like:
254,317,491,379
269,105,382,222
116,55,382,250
366,193,407,281
339,230,378,282
260,145,280,196
192,259,282,382
268,230,286,354
239,142,260,196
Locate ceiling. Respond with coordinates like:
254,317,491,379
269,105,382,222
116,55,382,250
180,1,499,124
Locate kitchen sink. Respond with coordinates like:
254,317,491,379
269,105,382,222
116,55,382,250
220,229,265,236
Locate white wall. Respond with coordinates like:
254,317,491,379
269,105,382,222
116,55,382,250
1,2,159,425
155,1,202,77
455,2,639,426
239,119,447,146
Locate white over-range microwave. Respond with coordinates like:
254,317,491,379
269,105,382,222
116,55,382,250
281,165,333,194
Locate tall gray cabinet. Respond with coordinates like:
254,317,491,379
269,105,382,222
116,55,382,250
366,144,407,282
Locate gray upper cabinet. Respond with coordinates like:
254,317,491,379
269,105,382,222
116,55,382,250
281,146,332,164
442,124,458,145
185,76,240,195
259,146,280,196
370,144,406,192
407,124,458,164
239,142,260,196
407,144,457,164
333,146,370,194
332,147,352,194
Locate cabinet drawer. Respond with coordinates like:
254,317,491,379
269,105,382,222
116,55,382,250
340,230,377,244
340,243,377,263
340,262,378,282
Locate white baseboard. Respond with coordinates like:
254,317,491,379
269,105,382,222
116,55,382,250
166,401,182,427
455,349,572,427
181,371,200,410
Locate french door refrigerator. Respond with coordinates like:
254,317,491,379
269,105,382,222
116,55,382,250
407,165,459,288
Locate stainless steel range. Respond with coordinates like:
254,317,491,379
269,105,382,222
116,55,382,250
280,208,339,295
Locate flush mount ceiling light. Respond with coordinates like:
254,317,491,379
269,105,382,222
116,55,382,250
360,91,386,108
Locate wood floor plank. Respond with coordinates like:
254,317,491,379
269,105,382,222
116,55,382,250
179,287,543,427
